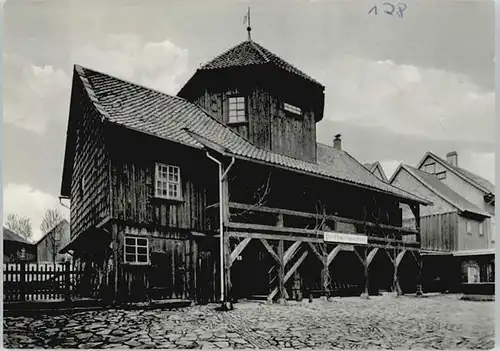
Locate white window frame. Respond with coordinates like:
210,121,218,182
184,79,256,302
155,163,181,200
466,220,472,234
284,102,302,115
228,96,246,123
479,222,484,236
124,236,149,265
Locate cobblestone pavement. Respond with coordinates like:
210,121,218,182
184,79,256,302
3,294,494,349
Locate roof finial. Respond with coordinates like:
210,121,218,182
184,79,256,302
243,6,252,41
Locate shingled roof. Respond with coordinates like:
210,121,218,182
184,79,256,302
198,40,324,88
68,65,428,205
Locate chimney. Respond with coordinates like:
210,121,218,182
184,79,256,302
446,151,458,167
333,134,342,150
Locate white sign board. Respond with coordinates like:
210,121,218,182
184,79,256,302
323,232,368,245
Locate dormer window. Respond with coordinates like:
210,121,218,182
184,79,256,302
436,171,446,180
284,103,302,115
423,161,436,174
228,96,246,123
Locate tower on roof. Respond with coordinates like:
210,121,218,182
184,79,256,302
177,25,325,163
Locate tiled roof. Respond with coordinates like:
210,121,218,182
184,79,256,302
402,165,490,217
74,65,428,205
199,40,324,88
3,227,32,244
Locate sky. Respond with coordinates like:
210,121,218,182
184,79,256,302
2,0,495,242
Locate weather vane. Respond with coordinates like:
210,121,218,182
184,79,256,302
243,7,252,41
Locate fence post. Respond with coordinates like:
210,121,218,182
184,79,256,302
64,261,71,302
20,262,26,302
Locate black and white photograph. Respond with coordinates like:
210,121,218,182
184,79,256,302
1,0,496,349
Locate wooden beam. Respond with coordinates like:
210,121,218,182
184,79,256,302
395,250,407,268
284,241,302,264
326,245,342,266
260,239,280,264
226,222,420,248
228,202,419,235
268,250,309,301
227,231,323,244
227,231,422,252
367,248,379,267
285,251,309,282
278,240,285,303
229,238,252,266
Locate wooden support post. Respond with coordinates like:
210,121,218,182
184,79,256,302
393,250,406,296
414,251,423,296
110,223,119,304
354,246,370,299
363,247,369,298
278,240,285,304
410,204,423,295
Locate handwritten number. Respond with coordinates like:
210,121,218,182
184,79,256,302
383,2,395,15
369,2,406,17
396,2,407,17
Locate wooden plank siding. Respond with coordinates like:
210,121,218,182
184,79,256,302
69,76,111,239
108,129,217,231
187,67,319,163
404,212,458,251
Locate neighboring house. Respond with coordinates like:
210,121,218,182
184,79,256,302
37,219,71,263
3,227,37,263
363,162,388,182
390,151,495,292
59,33,429,303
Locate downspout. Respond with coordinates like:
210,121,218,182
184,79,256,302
206,152,235,304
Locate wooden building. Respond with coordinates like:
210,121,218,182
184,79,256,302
59,34,430,304
390,151,495,293
363,162,389,182
36,219,71,263
3,227,37,263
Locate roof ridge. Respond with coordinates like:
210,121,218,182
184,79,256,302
249,40,271,63
423,152,494,194
75,64,192,107
402,164,489,216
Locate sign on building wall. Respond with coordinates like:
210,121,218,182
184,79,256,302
323,232,368,245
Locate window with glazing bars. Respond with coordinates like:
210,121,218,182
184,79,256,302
228,96,246,123
124,236,149,264
155,163,181,200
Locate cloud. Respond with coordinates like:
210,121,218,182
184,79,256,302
318,56,495,143
72,34,189,95
3,183,69,242
3,54,71,134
